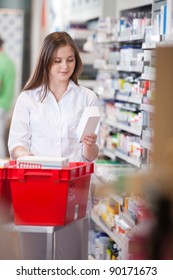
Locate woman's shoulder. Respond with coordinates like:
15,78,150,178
13,88,42,109
78,83,97,97
18,87,42,101
69,80,97,98
78,84,99,105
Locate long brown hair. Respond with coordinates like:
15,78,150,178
23,31,83,100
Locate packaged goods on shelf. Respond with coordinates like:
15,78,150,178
95,232,110,260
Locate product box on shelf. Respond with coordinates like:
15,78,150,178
7,161,94,226
0,168,12,222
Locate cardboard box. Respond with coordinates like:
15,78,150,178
76,106,100,142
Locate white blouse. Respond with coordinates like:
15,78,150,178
8,80,99,162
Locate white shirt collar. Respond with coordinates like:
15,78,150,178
34,80,79,101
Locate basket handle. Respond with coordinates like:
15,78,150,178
18,169,59,182
23,171,53,177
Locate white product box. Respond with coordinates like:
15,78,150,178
76,106,100,142
16,156,69,169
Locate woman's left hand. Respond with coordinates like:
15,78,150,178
82,133,97,148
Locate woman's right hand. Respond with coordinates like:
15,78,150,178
11,146,34,160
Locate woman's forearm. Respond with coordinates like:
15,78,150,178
82,143,99,161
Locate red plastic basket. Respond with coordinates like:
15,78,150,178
0,168,12,222
7,162,94,226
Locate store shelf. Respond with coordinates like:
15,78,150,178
94,64,117,72
104,118,116,128
91,209,123,247
80,52,96,65
117,65,143,74
103,119,142,136
102,148,116,160
116,94,142,105
115,123,142,136
115,151,141,168
103,107,142,131
109,193,124,206
91,208,130,259
140,73,155,81
140,103,155,113
142,34,163,50
100,95,115,101
95,40,117,45
102,147,142,167
120,212,136,228
69,28,93,40
118,34,144,42
142,41,157,50
79,79,96,89
88,2,153,260
140,139,153,151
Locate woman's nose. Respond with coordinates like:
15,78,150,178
61,60,68,69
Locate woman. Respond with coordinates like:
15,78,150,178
8,31,100,260
8,31,99,162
